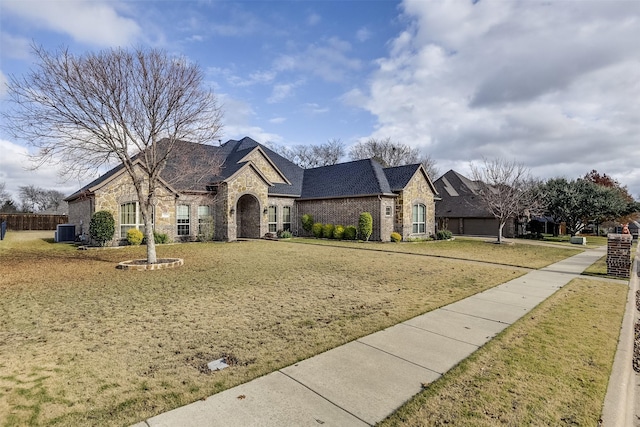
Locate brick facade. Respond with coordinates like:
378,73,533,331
296,196,392,241
607,233,632,278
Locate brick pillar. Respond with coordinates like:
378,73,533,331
607,233,632,278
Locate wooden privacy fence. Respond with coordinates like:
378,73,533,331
0,214,68,231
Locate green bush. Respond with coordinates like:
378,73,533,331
127,228,144,245
358,212,373,241
154,231,170,244
436,229,453,240
390,232,402,242
280,230,293,238
312,222,323,238
322,223,335,239
333,225,345,240
301,214,314,232
344,225,357,240
143,231,171,245
89,210,115,246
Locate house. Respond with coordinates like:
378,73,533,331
65,137,438,243
433,169,517,238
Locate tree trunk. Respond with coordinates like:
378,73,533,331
145,216,157,264
497,222,505,244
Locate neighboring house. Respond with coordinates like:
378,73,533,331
65,137,438,243
433,169,517,238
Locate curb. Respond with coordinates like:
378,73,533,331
601,247,639,426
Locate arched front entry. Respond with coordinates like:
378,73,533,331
236,194,261,238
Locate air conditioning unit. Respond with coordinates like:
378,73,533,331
55,224,76,243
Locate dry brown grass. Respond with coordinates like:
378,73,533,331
0,232,533,426
293,237,583,269
379,278,627,426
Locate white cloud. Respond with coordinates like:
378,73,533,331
356,27,372,42
353,0,640,195
0,139,84,199
0,69,8,98
0,32,31,59
307,13,321,26
269,117,287,124
2,0,141,47
267,80,305,104
217,95,283,144
273,37,362,83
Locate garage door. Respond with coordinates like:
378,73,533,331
462,218,499,236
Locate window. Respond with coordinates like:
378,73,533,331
198,205,211,236
412,204,426,234
177,205,190,236
120,202,146,237
268,206,277,233
282,206,291,231
385,206,392,217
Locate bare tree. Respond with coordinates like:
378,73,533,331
18,185,66,213
470,158,538,243
0,182,10,205
271,138,345,169
0,182,17,213
419,152,440,180
3,45,223,263
349,137,420,167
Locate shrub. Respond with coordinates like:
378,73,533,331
89,210,115,246
280,230,293,239
127,228,144,245
390,232,402,242
344,225,357,240
143,231,171,245
436,229,453,240
333,225,345,240
312,222,323,238
154,231,170,244
301,214,314,233
322,223,335,239
358,212,373,241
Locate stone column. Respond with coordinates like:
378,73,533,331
607,233,632,278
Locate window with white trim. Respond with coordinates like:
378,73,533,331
412,203,426,234
385,206,392,217
268,206,277,233
282,206,291,231
120,202,147,237
198,205,211,235
177,204,190,236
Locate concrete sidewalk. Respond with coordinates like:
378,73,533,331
134,248,606,427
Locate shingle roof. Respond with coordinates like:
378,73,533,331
434,169,492,218
300,159,395,199
384,164,421,192
66,137,438,202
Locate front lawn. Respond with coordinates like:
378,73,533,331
0,232,525,426
379,278,627,426
293,236,582,269
0,232,587,426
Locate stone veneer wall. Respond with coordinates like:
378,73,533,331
296,196,393,241
67,197,93,238
222,166,269,241
607,233,632,278
92,172,177,244
396,172,436,240
241,150,287,184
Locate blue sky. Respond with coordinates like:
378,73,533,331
1,0,640,200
